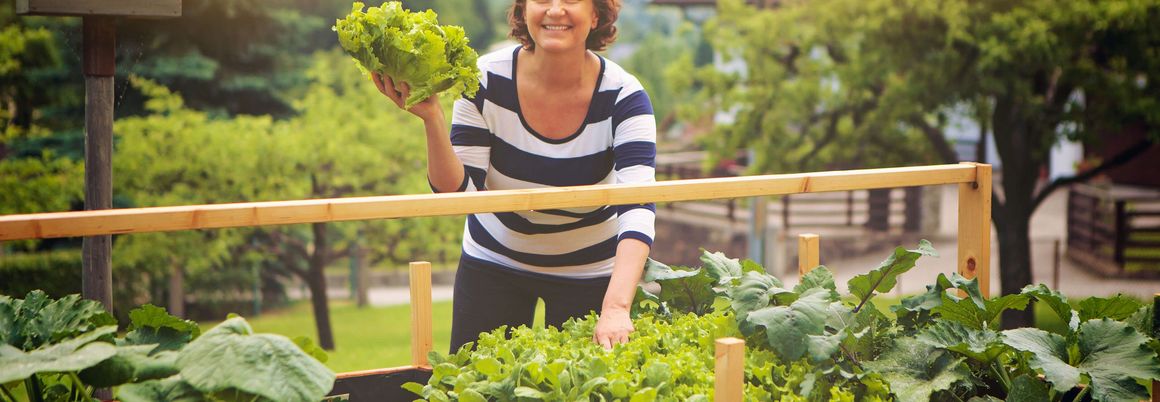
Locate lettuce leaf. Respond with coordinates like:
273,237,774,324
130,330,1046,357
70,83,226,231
333,1,480,108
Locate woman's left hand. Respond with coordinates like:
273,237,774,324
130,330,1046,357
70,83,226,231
593,307,634,350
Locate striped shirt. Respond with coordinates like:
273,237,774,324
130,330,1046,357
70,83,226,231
440,45,657,278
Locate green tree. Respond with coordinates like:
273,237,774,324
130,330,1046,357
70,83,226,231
0,9,84,252
693,0,1160,327
114,51,463,349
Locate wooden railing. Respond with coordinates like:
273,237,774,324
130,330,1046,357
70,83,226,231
1067,184,1160,277
0,162,994,401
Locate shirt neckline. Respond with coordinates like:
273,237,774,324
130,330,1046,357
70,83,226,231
510,45,607,145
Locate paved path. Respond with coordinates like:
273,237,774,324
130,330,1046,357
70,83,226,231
781,184,1159,299
319,184,1157,307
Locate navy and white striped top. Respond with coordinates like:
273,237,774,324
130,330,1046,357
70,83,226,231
440,45,657,278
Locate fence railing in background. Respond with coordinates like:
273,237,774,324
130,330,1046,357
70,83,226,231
1067,184,1160,277
656,154,920,231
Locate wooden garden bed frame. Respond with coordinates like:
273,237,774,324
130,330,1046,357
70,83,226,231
0,162,1002,400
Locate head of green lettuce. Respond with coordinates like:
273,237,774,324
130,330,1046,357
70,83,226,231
334,1,480,108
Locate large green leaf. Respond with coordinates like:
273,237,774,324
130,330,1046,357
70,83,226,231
0,326,117,383
1001,327,1078,393
893,273,956,329
641,258,699,283
124,304,200,353
916,321,1006,363
1076,319,1160,402
730,271,793,323
1005,374,1050,402
862,338,969,402
847,240,938,310
793,266,838,301
1021,284,1079,332
1077,295,1142,322
78,345,180,387
933,292,1029,330
698,250,743,285
177,317,335,402
116,375,206,402
744,288,845,361
651,265,718,315
1004,319,1160,400
840,305,894,360
5,291,116,350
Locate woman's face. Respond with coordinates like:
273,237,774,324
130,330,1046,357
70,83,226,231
524,0,597,53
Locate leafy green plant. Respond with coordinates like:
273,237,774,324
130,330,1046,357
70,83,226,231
333,1,479,108
406,243,1160,401
0,291,335,402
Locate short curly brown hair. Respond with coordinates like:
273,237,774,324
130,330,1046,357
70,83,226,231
508,0,621,52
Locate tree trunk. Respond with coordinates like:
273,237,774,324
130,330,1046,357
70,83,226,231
992,95,1042,329
308,222,336,350
167,259,185,318
996,207,1034,328
306,265,335,350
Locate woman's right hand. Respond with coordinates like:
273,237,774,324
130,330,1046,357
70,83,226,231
371,72,442,123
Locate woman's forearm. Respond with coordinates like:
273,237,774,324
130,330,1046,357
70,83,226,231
422,111,466,192
603,238,651,311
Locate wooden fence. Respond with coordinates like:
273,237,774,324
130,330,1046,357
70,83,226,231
0,162,995,401
1067,184,1160,278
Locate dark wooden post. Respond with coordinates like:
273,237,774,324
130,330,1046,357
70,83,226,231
865,188,891,232
904,187,922,232
1113,200,1126,266
82,16,115,311
781,195,790,231
845,191,854,226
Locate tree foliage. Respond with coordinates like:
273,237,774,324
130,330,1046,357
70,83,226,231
692,0,1160,327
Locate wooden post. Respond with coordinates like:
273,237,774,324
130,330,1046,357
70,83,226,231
82,16,115,311
1052,239,1061,290
958,163,992,297
798,233,820,277
409,261,433,367
715,338,745,402
1113,200,1127,266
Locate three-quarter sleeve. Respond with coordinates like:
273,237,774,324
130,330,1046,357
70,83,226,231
611,86,657,246
434,88,491,193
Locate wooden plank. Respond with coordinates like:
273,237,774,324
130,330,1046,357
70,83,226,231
335,365,426,380
798,234,820,276
714,338,745,402
958,163,992,297
16,0,181,17
409,262,433,367
0,164,977,241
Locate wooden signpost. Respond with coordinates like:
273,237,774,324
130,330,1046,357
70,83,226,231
15,0,182,312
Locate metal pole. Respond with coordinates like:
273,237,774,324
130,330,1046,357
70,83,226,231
82,16,115,311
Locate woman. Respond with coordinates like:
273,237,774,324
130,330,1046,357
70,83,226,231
371,0,656,353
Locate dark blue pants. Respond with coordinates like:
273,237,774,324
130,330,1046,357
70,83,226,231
449,254,611,354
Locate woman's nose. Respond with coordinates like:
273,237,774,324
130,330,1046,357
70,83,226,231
546,1,565,15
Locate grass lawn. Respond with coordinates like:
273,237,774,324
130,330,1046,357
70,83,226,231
200,300,454,373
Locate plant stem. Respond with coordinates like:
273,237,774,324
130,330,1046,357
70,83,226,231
0,384,18,402
990,361,1012,393
25,376,43,402
67,372,88,402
